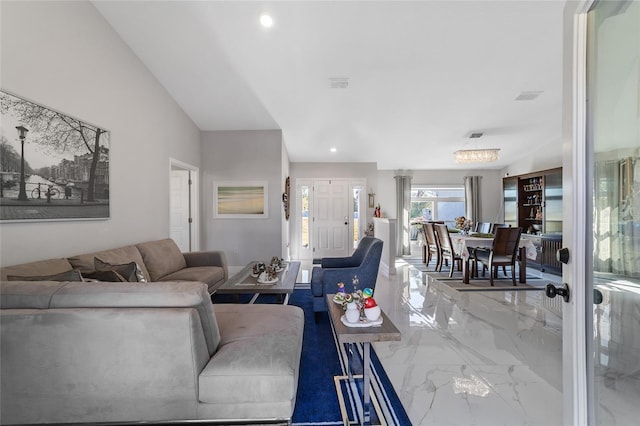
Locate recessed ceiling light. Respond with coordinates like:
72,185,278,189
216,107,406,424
260,14,273,28
330,148,337,153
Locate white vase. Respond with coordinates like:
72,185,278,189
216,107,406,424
345,302,360,323
365,305,381,321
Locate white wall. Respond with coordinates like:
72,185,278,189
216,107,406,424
0,1,200,266
201,130,284,268
503,140,563,177
281,140,290,259
376,168,504,223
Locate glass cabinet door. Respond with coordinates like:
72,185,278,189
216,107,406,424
503,177,518,228
544,171,563,234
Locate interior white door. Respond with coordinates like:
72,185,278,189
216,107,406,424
170,169,191,252
562,2,640,425
313,179,349,259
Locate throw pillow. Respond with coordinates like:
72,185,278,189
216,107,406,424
82,270,128,282
94,258,147,282
7,269,85,282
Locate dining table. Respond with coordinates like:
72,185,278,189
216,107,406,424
449,234,538,284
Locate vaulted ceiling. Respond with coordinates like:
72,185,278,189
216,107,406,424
94,0,565,170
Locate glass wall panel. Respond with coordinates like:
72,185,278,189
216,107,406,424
587,2,640,424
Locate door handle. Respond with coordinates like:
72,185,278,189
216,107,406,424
545,283,570,303
344,216,348,225
556,247,570,264
593,288,603,305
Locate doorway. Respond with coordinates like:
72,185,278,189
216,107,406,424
169,159,199,252
295,178,366,261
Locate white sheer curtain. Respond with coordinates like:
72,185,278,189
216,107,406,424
395,175,412,256
594,156,639,277
464,176,482,224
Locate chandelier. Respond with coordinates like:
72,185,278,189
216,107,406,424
454,148,500,163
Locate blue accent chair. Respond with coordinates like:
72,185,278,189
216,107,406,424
310,236,383,321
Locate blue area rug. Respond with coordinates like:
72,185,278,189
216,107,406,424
212,288,411,425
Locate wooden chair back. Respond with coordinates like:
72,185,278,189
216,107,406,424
423,222,438,248
489,223,510,234
491,226,522,258
434,223,453,253
475,222,491,233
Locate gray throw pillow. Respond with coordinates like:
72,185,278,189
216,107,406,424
94,257,147,282
83,270,127,282
7,269,85,282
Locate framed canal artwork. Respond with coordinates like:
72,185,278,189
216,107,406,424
0,90,110,222
214,181,268,219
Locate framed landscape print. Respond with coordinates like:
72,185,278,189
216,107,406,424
0,90,110,222
214,181,268,219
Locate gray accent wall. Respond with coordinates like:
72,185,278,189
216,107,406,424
201,130,285,268
0,1,201,266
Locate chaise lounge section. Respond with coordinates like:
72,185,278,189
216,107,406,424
0,280,304,424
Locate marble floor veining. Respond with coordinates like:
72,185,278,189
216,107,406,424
371,256,564,425
298,249,565,425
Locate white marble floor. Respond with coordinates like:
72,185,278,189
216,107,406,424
299,248,565,425
369,254,564,425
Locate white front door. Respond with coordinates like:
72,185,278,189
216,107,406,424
313,179,350,259
562,2,640,425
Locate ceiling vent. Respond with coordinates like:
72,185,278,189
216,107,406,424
329,78,349,89
515,91,543,101
469,132,483,139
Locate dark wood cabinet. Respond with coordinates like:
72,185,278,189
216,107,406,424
503,167,563,274
503,167,563,235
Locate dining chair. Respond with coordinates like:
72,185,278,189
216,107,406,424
434,223,462,277
422,222,441,270
489,223,510,234
474,222,492,233
487,223,512,275
473,227,523,286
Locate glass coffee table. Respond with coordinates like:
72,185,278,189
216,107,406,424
215,261,300,304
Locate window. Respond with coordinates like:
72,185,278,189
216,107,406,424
300,186,309,248
353,186,361,248
410,186,465,227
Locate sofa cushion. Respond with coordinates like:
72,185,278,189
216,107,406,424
199,304,303,405
94,258,146,282
158,267,224,288
68,245,151,282
47,281,221,355
136,239,187,281
0,281,69,309
6,269,84,282
0,258,74,281
83,270,127,282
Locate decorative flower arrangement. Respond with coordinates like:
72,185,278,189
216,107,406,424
332,276,380,323
454,216,473,234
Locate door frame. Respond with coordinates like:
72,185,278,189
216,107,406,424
169,158,199,252
565,1,593,425
293,177,366,261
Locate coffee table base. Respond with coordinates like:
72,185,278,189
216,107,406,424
334,371,385,425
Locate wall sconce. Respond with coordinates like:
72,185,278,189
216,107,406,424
368,191,375,208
